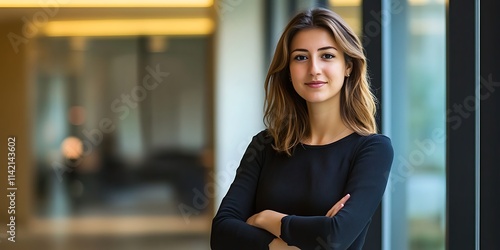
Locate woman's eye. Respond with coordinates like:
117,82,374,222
294,55,307,61
322,54,335,59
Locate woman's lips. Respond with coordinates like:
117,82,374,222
305,81,327,88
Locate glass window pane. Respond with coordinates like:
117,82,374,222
384,0,446,249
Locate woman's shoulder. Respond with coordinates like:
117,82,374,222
350,132,391,143
245,129,274,152
350,133,393,155
251,129,273,143
239,130,274,164
363,133,392,144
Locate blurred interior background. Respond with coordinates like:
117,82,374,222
0,0,450,249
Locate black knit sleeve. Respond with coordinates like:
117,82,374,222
279,134,394,249
210,131,276,250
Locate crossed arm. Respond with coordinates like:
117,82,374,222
246,194,351,249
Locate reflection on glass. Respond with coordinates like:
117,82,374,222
407,2,446,249
386,1,446,250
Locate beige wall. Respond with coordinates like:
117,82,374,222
0,21,33,234
214,0,265,207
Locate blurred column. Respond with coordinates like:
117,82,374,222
447,0,477,249
480,0,500,248
214,0,265,206
138,36,152,152
265,0,290,64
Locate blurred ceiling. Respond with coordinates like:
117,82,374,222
0,3,214,37
0,8,212,22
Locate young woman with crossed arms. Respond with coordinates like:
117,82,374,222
211,8,394,250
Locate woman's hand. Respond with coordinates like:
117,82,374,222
326,194,351,217
247,213,299,250
269,238,300,250
246,210,286,237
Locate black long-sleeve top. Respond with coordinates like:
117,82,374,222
211,130,394,250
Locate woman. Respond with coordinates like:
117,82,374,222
211,8,393,250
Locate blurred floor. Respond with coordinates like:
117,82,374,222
1,215,212,250
3,233,210,250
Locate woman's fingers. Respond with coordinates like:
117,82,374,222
326,194,350,217
326,203,343,217
338,193,351,204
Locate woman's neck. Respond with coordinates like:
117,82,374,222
304,101,352,145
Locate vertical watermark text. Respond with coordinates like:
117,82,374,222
6,137,17,243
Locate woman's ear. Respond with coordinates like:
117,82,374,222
346,61,353,77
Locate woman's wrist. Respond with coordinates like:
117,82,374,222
247,209,287,237
269,238,299,250
259,210,286,237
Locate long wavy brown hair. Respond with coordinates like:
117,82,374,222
264,8,377,155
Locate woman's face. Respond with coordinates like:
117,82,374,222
289,28,351,107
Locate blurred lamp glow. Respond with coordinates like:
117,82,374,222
42,19,214,37
61,136,83,159
0,0,213,8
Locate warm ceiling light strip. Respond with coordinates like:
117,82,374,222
329,0,442,7
42,18,214,37
0,0,213,8
329,0,361,7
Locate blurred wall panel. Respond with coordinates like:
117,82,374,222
0,21,33,233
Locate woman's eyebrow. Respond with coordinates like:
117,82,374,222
291,46,337,53
290,48,308,53
318,46,337,51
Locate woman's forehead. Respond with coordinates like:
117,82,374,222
290,28,339,51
